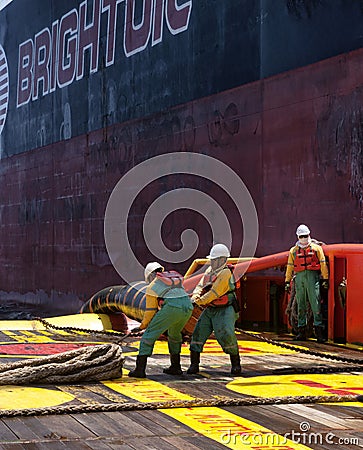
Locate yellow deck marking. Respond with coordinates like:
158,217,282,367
227,373,363,408
202,339,298,355
58,338,297,359
148,339,298,356
37,330,61,336
1,330,56,343
0,330,107,347
103,371,311,449
0,386,74,410
0,313,113,331
44,329,74,336
164,407,310,449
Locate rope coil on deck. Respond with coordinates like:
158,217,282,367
0,343,123,385
0,394,361,418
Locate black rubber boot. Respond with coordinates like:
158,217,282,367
293,326,307,341
186,351,200,374
128,355,148,378
230,354,241,375
163,354,183,375
314,326,327,343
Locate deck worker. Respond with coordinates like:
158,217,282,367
285,224,329,343
128,262,193,378
187,244,241,375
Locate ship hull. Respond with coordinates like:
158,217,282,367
0,1,362,311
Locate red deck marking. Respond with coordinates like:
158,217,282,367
294,380,330,388
0,342,94,356
294,379,363,396
239,346,263,353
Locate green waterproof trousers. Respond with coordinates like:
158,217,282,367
139,303,192,356
190,305,239,355
295,270,322,327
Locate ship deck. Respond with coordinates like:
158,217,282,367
0,323,362,450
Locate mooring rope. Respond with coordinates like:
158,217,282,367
0,343,123,385
0,394,361,418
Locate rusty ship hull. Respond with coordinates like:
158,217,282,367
0,0,362,313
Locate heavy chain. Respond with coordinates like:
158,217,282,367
34,316,363,364
33,316,127,337
0,393,361,418
273,365,363,375
237,328,363,365
32,316,144,342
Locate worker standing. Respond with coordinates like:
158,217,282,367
187,244,241,375
285,225,329,343
128,262,193,378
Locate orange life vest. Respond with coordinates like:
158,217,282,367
294,246,321,272
156,270,183,287
204,265,237,307
155,270,184,307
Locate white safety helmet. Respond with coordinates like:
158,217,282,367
296,224,310,236
206,243,230,259
144,262,164,283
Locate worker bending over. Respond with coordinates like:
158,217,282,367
128,262,193,378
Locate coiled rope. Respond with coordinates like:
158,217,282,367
0,394,361,418
0,343,123,385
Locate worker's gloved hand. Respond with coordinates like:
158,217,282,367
321,280,329,290
191,296,204,310
200,282,213,296
285,281,291,293
131,327,143,334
